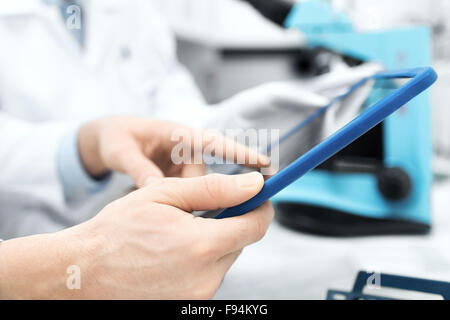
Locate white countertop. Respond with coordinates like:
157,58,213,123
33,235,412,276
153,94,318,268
215,180,450,300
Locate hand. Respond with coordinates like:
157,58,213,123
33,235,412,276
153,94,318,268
0,172,274,299
78,117,271,187
205,62,384,135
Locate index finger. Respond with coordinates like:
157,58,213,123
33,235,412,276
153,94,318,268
172,127,272,170
200,129,271,170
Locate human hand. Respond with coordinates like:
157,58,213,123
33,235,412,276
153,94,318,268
77,117,271,187
0,172,273,299
207,63,383,134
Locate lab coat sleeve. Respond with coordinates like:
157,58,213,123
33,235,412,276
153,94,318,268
57,127,112,204
0,113,75,212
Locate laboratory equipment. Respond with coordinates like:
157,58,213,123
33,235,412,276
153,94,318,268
327,271,450,300
215,67,437,220
246,0,435,236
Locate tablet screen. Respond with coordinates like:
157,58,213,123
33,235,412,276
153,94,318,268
210,67,436,219
270,77,404,174
212,76,408,176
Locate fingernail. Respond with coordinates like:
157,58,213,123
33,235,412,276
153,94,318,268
237,172,264,190
259,155,271,167
262,166,278,177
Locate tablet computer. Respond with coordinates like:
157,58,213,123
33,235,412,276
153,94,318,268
214,67,437,219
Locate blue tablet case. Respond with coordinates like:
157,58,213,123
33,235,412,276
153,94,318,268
215,67,438,219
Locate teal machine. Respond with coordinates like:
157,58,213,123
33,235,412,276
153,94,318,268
245,0,433,236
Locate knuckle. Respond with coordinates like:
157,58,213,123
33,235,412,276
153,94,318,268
253,217,267,241
101,196,126,214
103,146,124,163
267,202,275,220
227,235,241,252
192,242,217,262
103,146,118,158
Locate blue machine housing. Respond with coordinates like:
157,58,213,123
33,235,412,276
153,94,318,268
274,0,433,229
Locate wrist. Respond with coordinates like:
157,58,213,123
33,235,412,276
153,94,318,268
0,233,68,299
0,226,103,299
78,121,108,178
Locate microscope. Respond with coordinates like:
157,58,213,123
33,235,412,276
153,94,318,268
244,0,433,236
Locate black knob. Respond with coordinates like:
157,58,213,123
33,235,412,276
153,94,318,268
376,167,412,201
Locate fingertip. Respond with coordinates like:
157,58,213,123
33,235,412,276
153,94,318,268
258,155,271,167
236,172,264,194
261,165,278,178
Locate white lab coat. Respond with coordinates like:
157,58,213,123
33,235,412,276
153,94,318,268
0,0,206,238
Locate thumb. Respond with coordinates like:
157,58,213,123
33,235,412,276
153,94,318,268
146,172,265,212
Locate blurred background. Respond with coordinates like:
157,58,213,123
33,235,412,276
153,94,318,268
154,0,450,175
150,0,450,299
